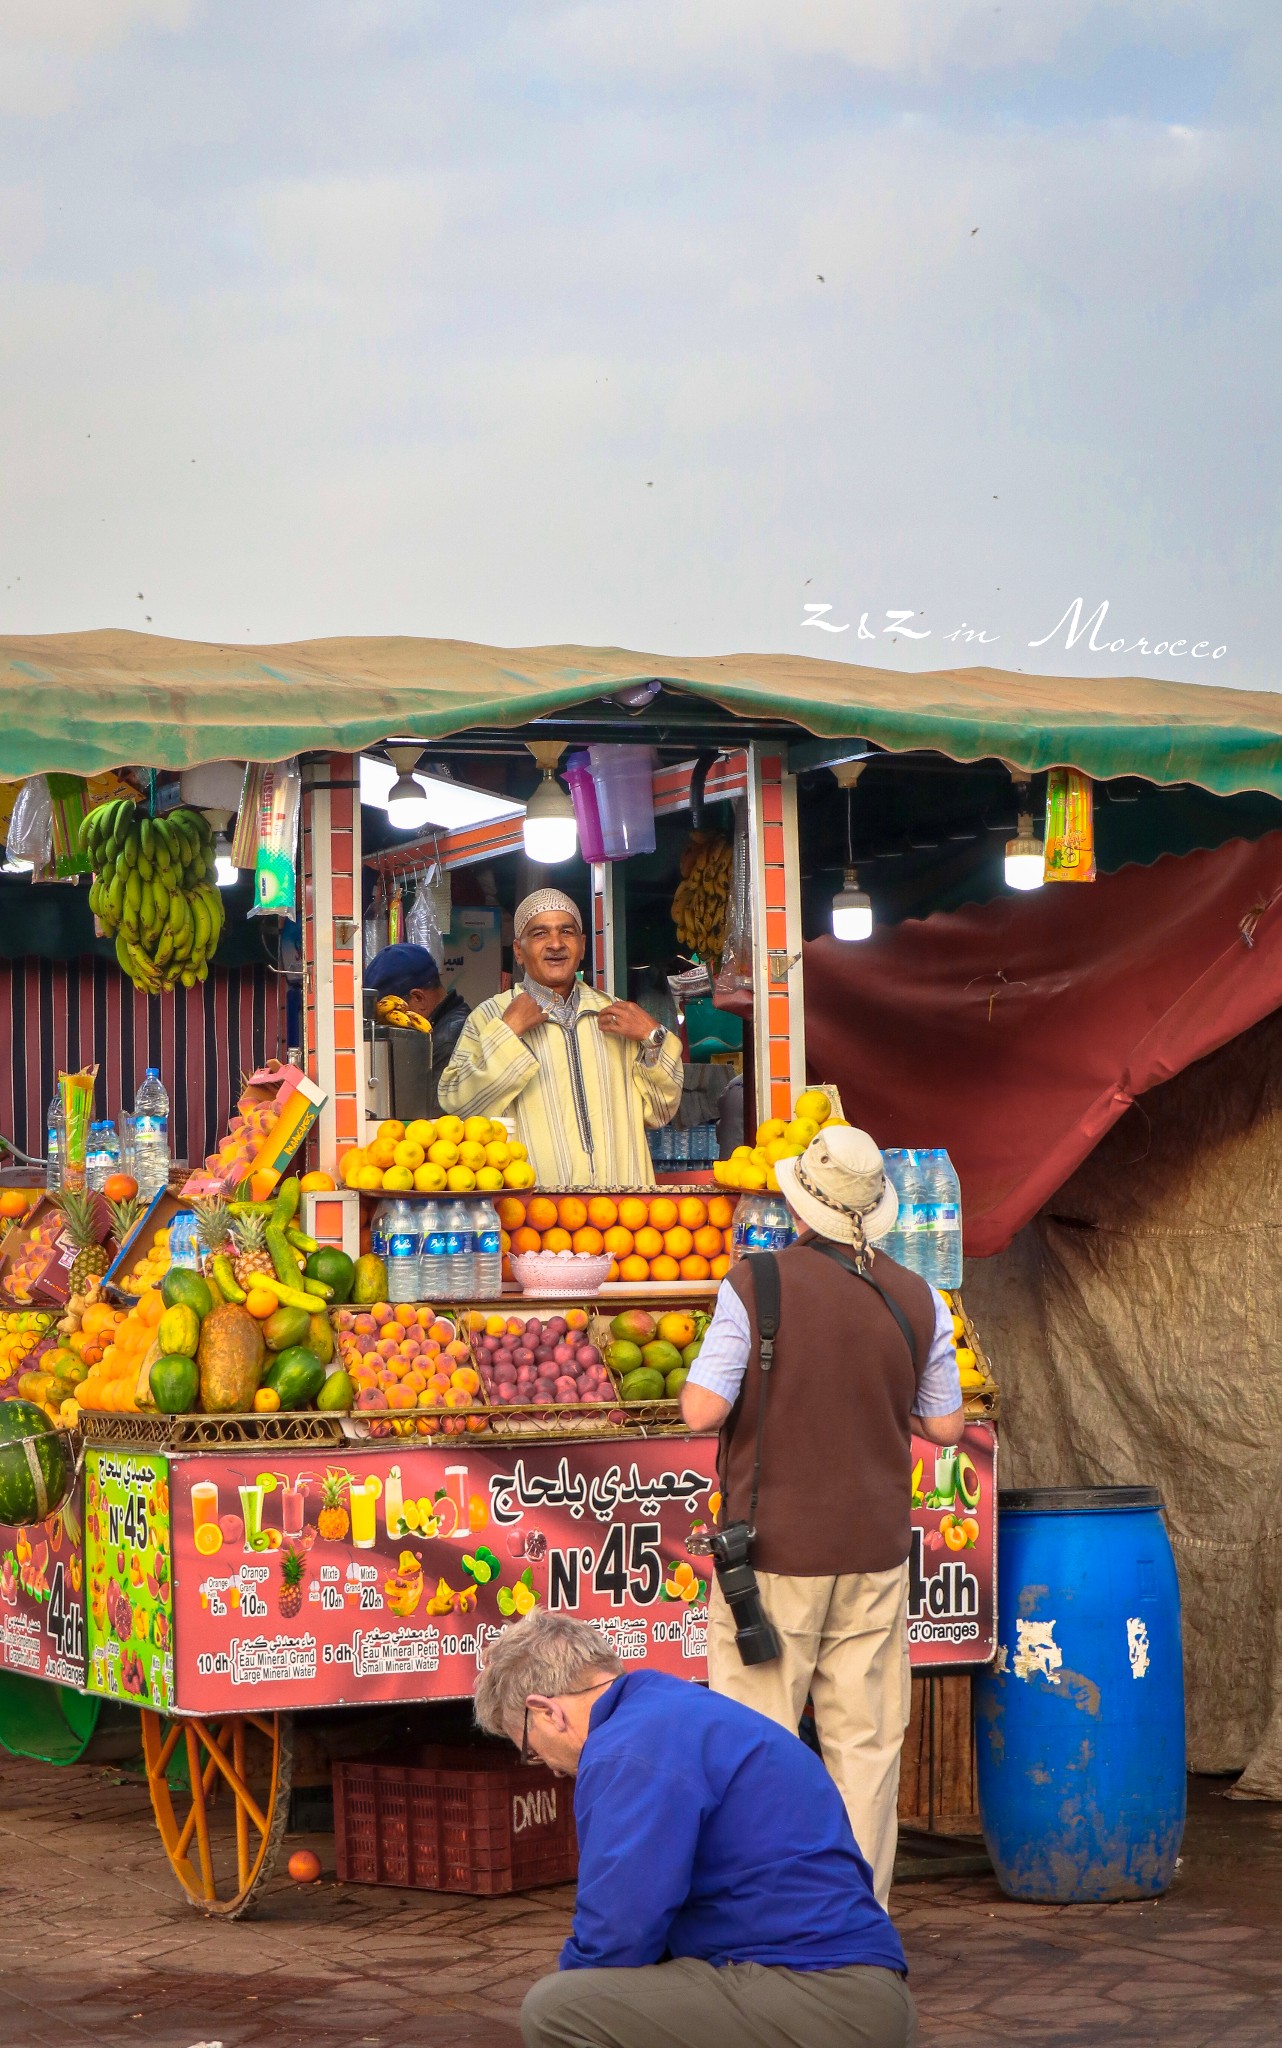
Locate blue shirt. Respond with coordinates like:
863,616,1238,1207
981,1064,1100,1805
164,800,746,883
563,1671,906,1975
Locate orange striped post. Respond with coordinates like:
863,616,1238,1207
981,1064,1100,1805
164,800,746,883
301,752,363,1172
747,745,805,1127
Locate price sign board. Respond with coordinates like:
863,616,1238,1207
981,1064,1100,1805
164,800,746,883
907,1422,997,1669
85,1450,174,1709
0,1494,86,1688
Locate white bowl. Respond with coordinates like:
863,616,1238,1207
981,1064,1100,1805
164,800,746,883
509,1251,613,1298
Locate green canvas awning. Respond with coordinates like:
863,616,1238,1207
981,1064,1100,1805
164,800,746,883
2,627,1281,798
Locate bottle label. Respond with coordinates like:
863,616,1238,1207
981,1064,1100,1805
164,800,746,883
898,1202,929,1232
443,1231,470,1257
389,1233,417,1257
933,1205,959,1227
425,1231,449,1257
477,1229,501,1255
136,1116,166,1137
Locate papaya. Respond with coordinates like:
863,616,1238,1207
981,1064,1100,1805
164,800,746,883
150,1354,199,1414
161,1267,213,1318
158,1303,201,1358
197,1303,266,1413
316,1366,354,1412
262,1305,311,1354
307,1312,334,1366
263,1346,326,1410
351,1253,387,1306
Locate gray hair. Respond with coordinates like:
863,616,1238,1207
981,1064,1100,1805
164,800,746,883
474,1611,621,1738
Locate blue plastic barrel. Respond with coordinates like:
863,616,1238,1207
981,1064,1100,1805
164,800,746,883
974,1486,1185,1902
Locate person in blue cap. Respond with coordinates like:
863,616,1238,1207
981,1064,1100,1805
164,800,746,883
364,943,471,1117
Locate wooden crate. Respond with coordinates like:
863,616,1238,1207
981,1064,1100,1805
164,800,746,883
897,1673,977,1827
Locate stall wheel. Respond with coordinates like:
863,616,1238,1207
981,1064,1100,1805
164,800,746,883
140,1710,294,1918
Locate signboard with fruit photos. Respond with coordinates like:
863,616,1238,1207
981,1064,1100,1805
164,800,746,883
0,1494,87,1687
907,1422,996,1668
84,1450,175,1708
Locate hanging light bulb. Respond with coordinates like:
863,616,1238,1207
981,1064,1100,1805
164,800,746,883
1004,811,1045,891
831,868,873,940
384,746,431,831
200,809,238,888
522,743,578,864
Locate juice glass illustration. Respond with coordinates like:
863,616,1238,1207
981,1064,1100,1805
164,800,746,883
350,1479,378,1550
238,1482,264,1551
443,1465,469,1537
934,1447,958,1506
281,1483,306,1538
191,1480,219,1539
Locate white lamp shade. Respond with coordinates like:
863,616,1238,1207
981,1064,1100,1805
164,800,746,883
523,771,578,865
214,841,238,888
831,872,873,941
1004,816,1045,891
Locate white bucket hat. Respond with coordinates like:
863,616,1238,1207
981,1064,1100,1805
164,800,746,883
775,1125,898,1246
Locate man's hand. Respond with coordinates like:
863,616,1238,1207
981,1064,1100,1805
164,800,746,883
596,1001,661,1044
503,992,547,1039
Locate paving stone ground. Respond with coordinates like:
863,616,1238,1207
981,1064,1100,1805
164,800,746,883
0,1753,1279,2048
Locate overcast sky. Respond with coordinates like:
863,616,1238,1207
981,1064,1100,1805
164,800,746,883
1,1,1278,687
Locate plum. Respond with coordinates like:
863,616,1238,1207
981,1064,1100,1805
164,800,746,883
554,1375,579,1400
494,1358,518,1385
544,1317,567,1338
524,1318,543,1344
532,1389,556,1405
576,1344,600,1367
493,1347,514,1369
551,1343,573,1367
513,1346,535,1368
496,1383,521,1404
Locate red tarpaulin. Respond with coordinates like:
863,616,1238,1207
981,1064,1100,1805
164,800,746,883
799,834,1282,1255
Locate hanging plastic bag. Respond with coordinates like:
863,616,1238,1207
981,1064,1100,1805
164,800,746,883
231,762,265,872
250,759,301,918
46,774,93,876
714,797,753,996
406,858,451,963
5,776,54,875
1043,767,1096,883
364,877,389,965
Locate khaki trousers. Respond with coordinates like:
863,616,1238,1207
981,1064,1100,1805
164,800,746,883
522,1957,916,2048
706,1560,912,1907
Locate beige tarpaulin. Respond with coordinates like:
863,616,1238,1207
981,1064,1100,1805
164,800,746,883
968,1008,1282,1795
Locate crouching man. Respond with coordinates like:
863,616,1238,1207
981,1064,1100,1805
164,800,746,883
474,1611,917,2048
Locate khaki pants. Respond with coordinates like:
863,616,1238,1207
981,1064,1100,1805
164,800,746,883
707,1561,911,1907
522,1957,916,2048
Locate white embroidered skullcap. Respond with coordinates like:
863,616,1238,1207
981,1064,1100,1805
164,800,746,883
514,889,584,940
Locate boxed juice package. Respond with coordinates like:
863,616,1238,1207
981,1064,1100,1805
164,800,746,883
181,1060,327,1200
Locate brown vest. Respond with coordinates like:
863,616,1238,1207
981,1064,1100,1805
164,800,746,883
719,1236,937,1576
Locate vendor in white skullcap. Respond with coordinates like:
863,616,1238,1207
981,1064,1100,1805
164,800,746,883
438,888,682,1189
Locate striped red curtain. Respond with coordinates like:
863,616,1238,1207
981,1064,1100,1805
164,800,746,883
0,958,283,1171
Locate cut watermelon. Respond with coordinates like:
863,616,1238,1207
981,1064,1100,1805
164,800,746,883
0,1399,73,1527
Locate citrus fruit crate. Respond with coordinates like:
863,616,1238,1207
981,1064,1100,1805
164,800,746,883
334,1748,577,1896
77,1410,349,1449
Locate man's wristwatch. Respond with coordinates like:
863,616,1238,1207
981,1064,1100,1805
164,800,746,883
645,1025,666,1050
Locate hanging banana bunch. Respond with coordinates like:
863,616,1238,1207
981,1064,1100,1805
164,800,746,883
671,829,733,965
81,799,225,994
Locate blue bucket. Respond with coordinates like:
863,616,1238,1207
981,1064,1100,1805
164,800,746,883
974,1485,1185,1902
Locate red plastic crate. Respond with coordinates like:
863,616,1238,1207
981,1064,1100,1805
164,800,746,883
333,1747,578,1896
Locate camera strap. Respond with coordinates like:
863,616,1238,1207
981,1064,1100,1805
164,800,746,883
744,1252,781,1535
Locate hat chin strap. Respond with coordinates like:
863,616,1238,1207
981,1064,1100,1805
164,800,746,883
794,1159,883,1270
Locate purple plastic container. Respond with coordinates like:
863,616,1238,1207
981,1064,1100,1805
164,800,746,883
588,744,656,859
564,750,606,862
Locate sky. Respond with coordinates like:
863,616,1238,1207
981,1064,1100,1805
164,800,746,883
0,1,1278,687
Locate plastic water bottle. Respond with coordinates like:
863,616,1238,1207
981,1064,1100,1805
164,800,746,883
879,1149,909,1265
473,1198,502,1299
926,1148,963,1289
418,1202,450,1301
45,1091,65,1193
86,1123,112,1192
369,1199,391,1267
385,1200,420,1305
881,1148,931,1280
133,1067,170,1198
443,1198,475,1301
168,1209,202,1270
730,1192,796,1264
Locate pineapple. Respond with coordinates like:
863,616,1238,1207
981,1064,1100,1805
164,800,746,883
317,1469,350,1541
192,1195,234,1263
230,1210,274,1289
278,1545,305,1618
54,1188,111,1294
105,1192,146,1252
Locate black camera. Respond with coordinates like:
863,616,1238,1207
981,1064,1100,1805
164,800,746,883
709,1521,782,1666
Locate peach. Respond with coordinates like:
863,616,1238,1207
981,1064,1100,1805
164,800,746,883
450,1366,481,1396
376,1339,398,1360
445,1339,470,1363
386,1384,416,1409
427,1370,451,1393
394,1304,416,1327
417,1387,440,1409
565,1307,589,1332
336,1309,355,1331
465,1414,487,1434
379,1321,400,1342
354,1314,377,1335
403,1370,427,1392
416,1415,439,1435
466,1309,487,1332
428,1320,453,1344
505,1318,525,1338
355,1386,388,1411
415,1305,435,1328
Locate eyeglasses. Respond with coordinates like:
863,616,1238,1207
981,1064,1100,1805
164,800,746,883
518,1678,615,1765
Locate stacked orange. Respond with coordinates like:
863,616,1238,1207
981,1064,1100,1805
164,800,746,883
76,1288,165,1412
496,1192,736,1284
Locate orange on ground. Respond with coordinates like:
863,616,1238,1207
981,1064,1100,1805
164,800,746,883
572,1226,604,1255
288,1850,322,1883
662,1226,694,1259
586,1195,618,1229
602,1225,633,1257
679,1254,711,1280
693,1224,723,1258
496,1196,527,1229
711,1254,731,1279
617,1196,648,1231
619,1253,650,1282
557,1195,588,1231
707,1194,734,1229
512,1226,542,1254
649,1254,680,1281
648,1196,678,1231
541,1227,573,1253
633,1226,663,1260
677,1196,707,1228
526,1195,558,1231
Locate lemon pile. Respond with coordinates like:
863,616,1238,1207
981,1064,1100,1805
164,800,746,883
341,1116,537,1196
713,1088,840,1193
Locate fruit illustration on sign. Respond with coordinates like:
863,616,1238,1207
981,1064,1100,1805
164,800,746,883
316,1469,351,1540
497,1567,538,1616
662,1560,706,1604
385,1552,425,1616
278,1544,306,1617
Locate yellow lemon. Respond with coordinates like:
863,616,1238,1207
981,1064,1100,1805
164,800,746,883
755,1118,787,1146
435,1114,464,1143
731,1145,754,1163
483,1139,511,1167
383,1165,415,1191
476,1166,505,1191
793,1090,832,1126
415,1161,448,1191
367,1136,397,1169
505,1140,527,1162
393,1139,425,1170
355,1165,385,1191
457,1140,487,1170
503,1160,536,1190
784,1117,820,1147
446,1163,477,1192
427,1139,460,1168
764,1167,781,1191
738,1163,766,1191
486,1119,509,1143
406,1118,437,1147
463,1116,491,1143
765,1137,804,1164
341,1148,367,1186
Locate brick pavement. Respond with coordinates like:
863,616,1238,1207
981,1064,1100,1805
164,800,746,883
0,1754,1279,2048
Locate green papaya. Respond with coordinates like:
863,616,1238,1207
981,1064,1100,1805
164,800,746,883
307,1312,334,1366
157,1303,201,1358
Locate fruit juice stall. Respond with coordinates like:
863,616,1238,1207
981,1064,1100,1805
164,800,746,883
2,631,1146,1913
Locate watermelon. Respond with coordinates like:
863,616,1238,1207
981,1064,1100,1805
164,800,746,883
0,1399,73,1526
